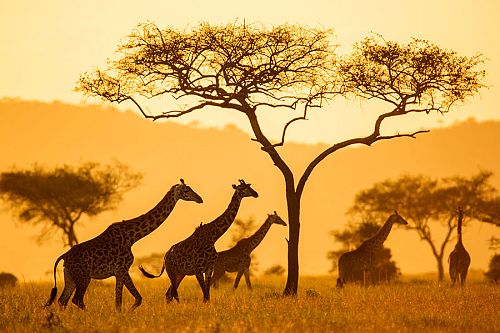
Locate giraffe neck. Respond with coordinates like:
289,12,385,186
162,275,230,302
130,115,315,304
242,219,273,253
370,217,395,247
457,213,463,244
205,192,242,243
126,187,178,244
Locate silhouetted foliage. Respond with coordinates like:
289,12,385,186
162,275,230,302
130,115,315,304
263,265,286,276
77,21,485,294
328,221,400,284
485,254,500,283
350,171,500,282
0,161,142,247
0,272,17,288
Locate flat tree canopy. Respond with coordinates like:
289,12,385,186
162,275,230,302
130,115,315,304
0,161,141,247
77,21,485,294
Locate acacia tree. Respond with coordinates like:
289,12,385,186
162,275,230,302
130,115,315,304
76,22,485,294
350,171,500,282
0,161,141,247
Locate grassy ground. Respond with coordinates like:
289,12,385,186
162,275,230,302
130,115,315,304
0,276,498,333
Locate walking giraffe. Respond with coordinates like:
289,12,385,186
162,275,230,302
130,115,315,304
336,211,408,288
211,211,287,290
44,179,203,311
448,208,471,287
139,179,258,302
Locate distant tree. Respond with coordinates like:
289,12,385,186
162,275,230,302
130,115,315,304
328,221,400,284
263,264,286,277
0,272,17,288
350,171,500,282
0,161,142,247
77,21,485,294
485,254,500,283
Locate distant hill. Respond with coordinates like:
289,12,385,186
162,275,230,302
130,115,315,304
0,98,498,280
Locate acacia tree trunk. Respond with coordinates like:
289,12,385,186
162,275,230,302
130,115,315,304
436,255,445,283
67,222,79,247
284,191,301,295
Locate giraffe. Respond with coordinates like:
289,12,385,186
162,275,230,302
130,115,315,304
139,179,258,302
44,179,202,311
336,211,408,288
211,211,287,290
448,208,471,287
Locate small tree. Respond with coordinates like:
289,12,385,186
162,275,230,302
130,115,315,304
77,22,485,294
350,171,500,282
485,254,500,283
328,221,400,284
263,265,286,276
485,237,500,283
0,161,141,247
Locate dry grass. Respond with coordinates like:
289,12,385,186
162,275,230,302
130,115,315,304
0,276,498,333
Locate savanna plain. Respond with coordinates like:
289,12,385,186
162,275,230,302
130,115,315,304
0,275,498,333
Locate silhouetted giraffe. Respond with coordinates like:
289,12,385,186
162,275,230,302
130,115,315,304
211,211,287,290
336,211,408,288
44,179,202,311
448,208,471,287
139,179,258,302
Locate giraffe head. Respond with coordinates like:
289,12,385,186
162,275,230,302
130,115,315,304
232,179,259,198
267,211,287,226
389,211,408,225
173,179,203,203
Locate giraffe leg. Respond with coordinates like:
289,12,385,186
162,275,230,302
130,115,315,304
58,268,76,308
243,268,252,290
123,273,142,311
71,274,90,310
211,266,225,289
195,273,209,302
460,270,468,287
204,268,213,298
233,271,243,290
115,275,125,312
166,272,184,303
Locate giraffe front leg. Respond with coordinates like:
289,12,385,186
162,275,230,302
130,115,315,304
123,273,142,311
233,271,243,291
115,275,124,312
195,273,209,302
243,268,252,291
203,268,213,301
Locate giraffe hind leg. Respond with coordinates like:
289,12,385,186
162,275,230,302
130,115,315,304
123,273,142,311
58,268,76,308
71,274,90,310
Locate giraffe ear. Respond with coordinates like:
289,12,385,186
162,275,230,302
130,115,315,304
274,211,277,215
232,184,237,189
180,178,185,185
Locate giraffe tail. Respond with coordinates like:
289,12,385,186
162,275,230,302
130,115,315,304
44,255,64,307
139,264,165,279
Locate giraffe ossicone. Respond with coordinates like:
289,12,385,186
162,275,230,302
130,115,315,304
44,179,202,311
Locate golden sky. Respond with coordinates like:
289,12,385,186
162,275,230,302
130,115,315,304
1,0,499,143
